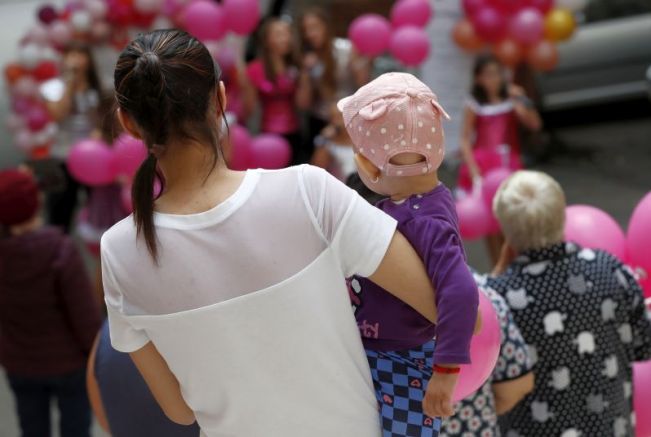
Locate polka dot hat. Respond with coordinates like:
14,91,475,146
337,72,450,177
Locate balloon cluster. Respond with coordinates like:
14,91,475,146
457,168,651,299
227,126,292,172
453,0,584,71
4,0,261,158
348,0,433,67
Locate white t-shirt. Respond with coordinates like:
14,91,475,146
101,165,397,437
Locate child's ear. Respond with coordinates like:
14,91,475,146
354,153,381,181
116,108,143,140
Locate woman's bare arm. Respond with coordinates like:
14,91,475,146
129,342,196,425
492,372,535,415
86,334,110,432
369,231,438,324
459,106,480,180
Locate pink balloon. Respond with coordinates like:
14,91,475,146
12,97,37,116
113,133,148,178
481,168,513,209
182,0,226,42
249,134,291,169
25,106,50,132
85,0,108,20
389,26,430,66
462,0,487,16
564,205,626,260
627,192,651,273
634,360,651,437
472,6,507,42
348,14,392,57
453,290,500,401
163,0,188,18
228,125,253,170
68,139,117,186
509,7,544,45
525,0,554,14
26,24,49,45
456,195,491,240
12,77,39,98
49,20,72,46
222,0,260,35
390,0,432,28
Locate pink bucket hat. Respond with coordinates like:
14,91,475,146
337,72,449,177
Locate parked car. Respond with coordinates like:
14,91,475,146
536,11,651,112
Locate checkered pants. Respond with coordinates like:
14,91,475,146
366,340,441,437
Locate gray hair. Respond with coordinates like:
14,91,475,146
493,170,566,252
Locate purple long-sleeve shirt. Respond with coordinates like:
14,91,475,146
354,184,478,364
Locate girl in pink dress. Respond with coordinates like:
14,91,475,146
246,18,302,164
459,55,541,263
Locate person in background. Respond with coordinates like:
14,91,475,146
488,170,651,437
440,277,534,437
458,54,541,266
297,7,371,161
311,103,356,181
87,320,200,437
45,43,103,233
0,169,102,437
245,17,302,164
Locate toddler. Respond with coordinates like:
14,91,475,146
338,73,479,437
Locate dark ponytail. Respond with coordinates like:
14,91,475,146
114,29,225,260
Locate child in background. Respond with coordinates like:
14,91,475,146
311,103,356,181
338,73,479,436
458,54,541,264
0,169,102,437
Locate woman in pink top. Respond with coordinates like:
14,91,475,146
246,18,302,164
459,55,541,264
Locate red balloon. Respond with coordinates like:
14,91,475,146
472,6,507,42
462,0,487,16
493,38,523,67
490,0,521,15
38,5,58,25
32,61,59,82
528,40,559,71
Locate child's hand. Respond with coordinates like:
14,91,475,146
423,370,458,418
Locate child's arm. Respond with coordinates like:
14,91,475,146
459,105,480,181
404,218,479,417
510,85,542,132
55,237,103,355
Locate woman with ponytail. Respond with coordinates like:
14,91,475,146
103,29,437,436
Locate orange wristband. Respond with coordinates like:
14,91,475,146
433,365,461,374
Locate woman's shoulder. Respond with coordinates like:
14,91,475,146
100,215,136,255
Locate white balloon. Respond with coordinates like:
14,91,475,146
40,46,61,62
18,43,43,69
556,0,589,12
71,10,93,32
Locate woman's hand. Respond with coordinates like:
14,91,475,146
302,52,319,71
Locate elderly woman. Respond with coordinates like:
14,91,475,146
486,170,651,437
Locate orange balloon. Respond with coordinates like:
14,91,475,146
528,40,559,71
493,39,523,67
452,19,484,53
544,8,576,42
4,63,26,85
